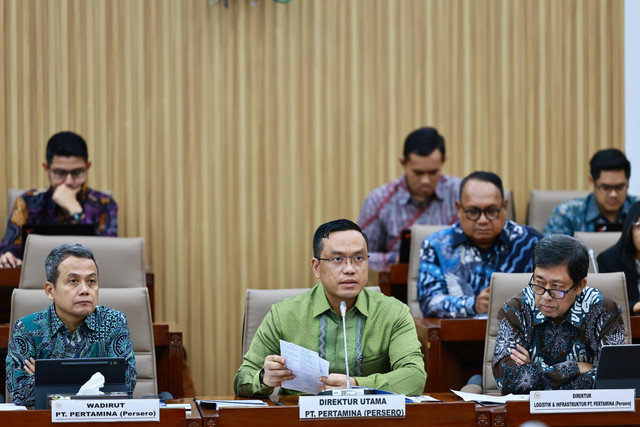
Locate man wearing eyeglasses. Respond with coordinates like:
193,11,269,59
0,132,117,268
234,219,426,397
417,171,542,318
493,234,624,393
543,148,639,236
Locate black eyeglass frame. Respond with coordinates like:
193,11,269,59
528,274,577,300
458,202,503,221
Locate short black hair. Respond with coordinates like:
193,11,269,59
459,171,504,201
590,148,631,181
533,234,589,285
313,219,369,258
45,243,99,285
46,131,89,164
403,127,446,160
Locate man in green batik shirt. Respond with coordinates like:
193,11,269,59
234,219,426,397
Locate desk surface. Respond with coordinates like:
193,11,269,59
0,406,197,427
196,394,480,427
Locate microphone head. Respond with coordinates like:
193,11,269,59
340,301,347,316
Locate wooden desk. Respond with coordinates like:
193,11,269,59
196,394,481,426
0,322,185,399
414,316,640,393
0,406,197,427
500,398,640,426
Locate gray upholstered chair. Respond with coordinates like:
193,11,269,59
406,224,448,317
574,231,621,272
242,286,381,358
482,272,631,394
19,235,145,289
7,287,157,400
526,189,590,233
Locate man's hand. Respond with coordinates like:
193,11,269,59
318,374,357,391
24,357,36,375
0,251,22,268
510,344,531,366
262,355,294,387
474,286,491,314
577,362,594,374
51,184,82,215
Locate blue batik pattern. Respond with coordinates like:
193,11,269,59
417,220,542,317
6,304,136,406
493,287,625,394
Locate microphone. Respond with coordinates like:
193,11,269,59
340,301,351,389
588,249,598,273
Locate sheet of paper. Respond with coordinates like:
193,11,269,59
280,339,330,395
0,403,28,411
406,395,442,403
197,399,268,408
451,389,529,404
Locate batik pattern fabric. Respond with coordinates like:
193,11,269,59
0,185,118,259
358,174,460,272
493,286,625,394
6,304,136,406
417,220,541,317
543,193,639,236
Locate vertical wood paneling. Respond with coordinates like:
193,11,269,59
0,0,624,394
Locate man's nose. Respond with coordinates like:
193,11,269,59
64,172,75,185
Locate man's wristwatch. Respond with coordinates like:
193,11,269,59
70,212,83,222
259,369,266,385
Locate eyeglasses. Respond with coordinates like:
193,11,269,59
51,168,87,180
459,203,502,221
595,182,628,193
317,255,370,269
528,275,576,299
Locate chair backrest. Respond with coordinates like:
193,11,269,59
7,287,157,400
574,231,622,272
483,272,631,394
241,286,381,358
6,188,25,223
527,189,590,233
504,189,515,221
407,224,448,317
19,235,146,289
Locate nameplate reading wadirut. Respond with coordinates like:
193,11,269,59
51,399,160,423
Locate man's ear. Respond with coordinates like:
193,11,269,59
42,161,50,172
588,174,595,188
311,257,321,279
399,157,406,168
85,160,92,172
44,281,55,302
575,277,588,295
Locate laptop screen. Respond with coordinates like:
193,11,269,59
34,357,128,409
22,223,98,245
595,344,640,396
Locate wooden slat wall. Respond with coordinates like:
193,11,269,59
0,0,624,395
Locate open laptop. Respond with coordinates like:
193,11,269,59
34,357,128,409
595,344,640,396
22,223,97,245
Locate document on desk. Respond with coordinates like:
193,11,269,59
452,389,529,404
280,339,330,395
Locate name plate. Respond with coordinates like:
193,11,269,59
530,389,635,414
299,395,405,420
51,399,160,423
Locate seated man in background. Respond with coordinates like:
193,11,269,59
417,171,542,318
6,243,136,405
493,234,625,393
543,148,639,236
358,127,460,272
234,219,426,397
0,131,118,268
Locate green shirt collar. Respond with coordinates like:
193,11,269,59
310,283,370,318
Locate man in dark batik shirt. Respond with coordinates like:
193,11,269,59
0,131,117,268
493,234,625,394
6,243,136,406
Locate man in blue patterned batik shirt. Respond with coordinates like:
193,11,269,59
543,148,639,236
417,171,542,318
493,234,624,393
5,243,136,406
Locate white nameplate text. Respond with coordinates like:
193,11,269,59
51,399,160,423
530,389,635,414
299,394,405,419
